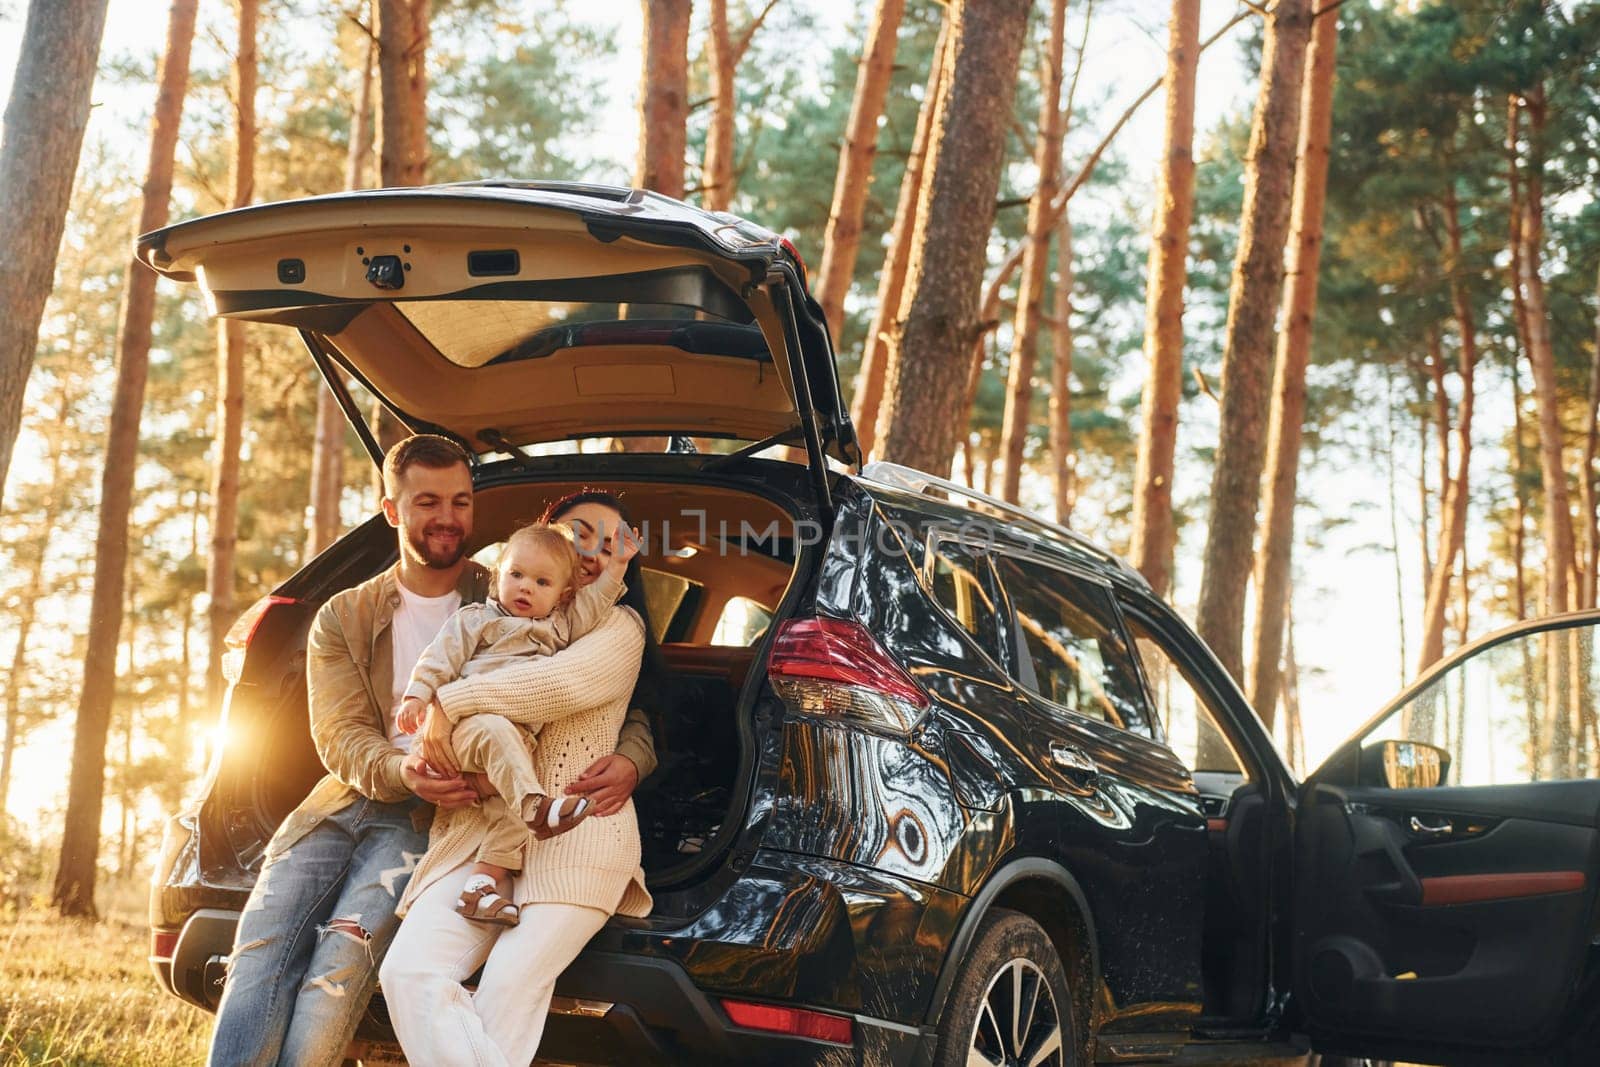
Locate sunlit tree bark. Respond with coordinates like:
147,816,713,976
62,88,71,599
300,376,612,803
376,0,428,187
0,0,109,507
703,0,778,212
637,0,690,200
308,17,376,559
997,0,1070,504
1247,0,1338,721
1194,0,1312,683
1415,187,1477,676
54,0,197,918
815,0,907,339
852,19,947,459
877,0,1031,475
206,0,259,708
1049,212,1075,525
1128,0,1200,597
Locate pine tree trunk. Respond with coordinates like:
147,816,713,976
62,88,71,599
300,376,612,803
815,0,908,339
1246,0,1337,722
0,0,110,506
206,0,258,708
704,0,736,212
1580,261,1600,610
54,0,197,918
1050,212,1075,526
1518,84,1578,773
636,0,690,200
307,29,375,559
997,0,1070,504
1193,0,1312,683
376,0,428,187
1416,188,1478,674
1518,86,1575,619
1511,363,1529,622
852,20,948,459
1128,0,1201,598
877,0,1032,476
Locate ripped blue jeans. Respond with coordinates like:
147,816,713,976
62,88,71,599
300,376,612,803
207,796,429,1067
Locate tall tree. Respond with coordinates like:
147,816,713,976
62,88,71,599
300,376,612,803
637,0,691,199
997,0,1071,504
1127,0,1201,597
0,0,110,509
876,0,1032,475
308,14,376,560
373,0,429,457
813,0,907,338
1415,187,1477,675
1193,0,1312,682
850,18,947,459
1585,260,1600,609
1049,211,1075,524
376,0,429,187
702,0,779,212
1247,0,1338,721
53,0,199,918
206,0,260,706
1516,84,1576,609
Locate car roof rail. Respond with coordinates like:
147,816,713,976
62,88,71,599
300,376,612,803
857,460,1141,580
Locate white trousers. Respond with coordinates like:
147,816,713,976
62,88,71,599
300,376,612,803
379,861,608,1067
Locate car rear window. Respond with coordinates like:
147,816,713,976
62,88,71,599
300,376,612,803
396,300,742,368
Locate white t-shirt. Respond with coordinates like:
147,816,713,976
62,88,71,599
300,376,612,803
388,582,462,752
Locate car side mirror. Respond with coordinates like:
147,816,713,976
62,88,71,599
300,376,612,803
1360,739,1451,789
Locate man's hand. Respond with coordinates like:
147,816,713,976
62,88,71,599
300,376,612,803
417,700,460,777
397,696,427,735
564,753,639,817
401,751,477,809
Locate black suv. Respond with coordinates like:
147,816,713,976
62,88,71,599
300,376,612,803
144,183,1600,1066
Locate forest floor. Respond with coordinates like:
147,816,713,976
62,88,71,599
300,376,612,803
0,881,209,1066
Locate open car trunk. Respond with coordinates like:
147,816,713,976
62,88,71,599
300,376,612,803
203,464,814,895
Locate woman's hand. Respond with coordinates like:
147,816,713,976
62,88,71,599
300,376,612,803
564,753,639,816
417,699,460,777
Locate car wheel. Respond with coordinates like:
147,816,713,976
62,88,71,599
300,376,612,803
934,908,1077,1067
1312,1056,1393,1067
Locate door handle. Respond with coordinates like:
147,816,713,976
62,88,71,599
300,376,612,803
1049,742,1099,782
1409,815,1454,839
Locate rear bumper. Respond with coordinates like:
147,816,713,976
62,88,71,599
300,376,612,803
158,905,935,1065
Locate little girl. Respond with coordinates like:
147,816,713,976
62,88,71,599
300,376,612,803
397,521,635,926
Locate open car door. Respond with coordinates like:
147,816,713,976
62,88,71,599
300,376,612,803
135,180,857,510
1295,612,1600,1064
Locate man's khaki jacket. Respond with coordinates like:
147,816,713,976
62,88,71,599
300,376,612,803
266,560,658,859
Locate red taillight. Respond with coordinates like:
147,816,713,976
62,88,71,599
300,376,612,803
221,594,296,684
779,235,808,286
151,929,179,961
721,999,853,1044
767,617,928,735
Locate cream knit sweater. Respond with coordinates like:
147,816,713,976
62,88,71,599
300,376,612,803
395,605,652,919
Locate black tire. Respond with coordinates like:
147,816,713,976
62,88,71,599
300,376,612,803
1312,1057,1394,1067
933,908,1077,1067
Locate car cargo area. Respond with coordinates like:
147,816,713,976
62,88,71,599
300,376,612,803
212,465,808,892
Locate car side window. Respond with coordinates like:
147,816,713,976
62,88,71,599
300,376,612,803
1126,618,1245,775
990,554,1151,736
926,536,1004,663
1363,619,1600,787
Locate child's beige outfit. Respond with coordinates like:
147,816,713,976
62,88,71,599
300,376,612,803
401,571,623,870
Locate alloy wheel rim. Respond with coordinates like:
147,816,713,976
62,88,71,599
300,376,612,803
967,956,1066,1067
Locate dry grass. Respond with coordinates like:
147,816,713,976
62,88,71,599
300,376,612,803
0,882,210,1067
